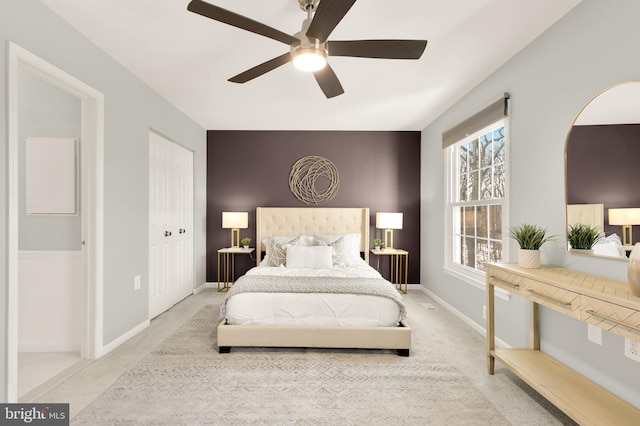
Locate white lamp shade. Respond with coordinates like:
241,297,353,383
376,212,403,229
222,211,248,229
609,208,640,226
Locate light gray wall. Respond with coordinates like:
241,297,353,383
18,69,82,250
0,0,207,400
421,0,640,407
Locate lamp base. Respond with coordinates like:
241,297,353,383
384,229,394,250
622,225,633,247
231,228,240,248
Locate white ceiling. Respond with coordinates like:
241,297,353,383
40,0,582,131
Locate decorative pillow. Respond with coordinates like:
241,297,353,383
264,236,300,266
313,236,346,267
286,245,333,269
297,236,316,247
314,233,361,266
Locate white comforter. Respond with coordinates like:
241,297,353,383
223,259,404,327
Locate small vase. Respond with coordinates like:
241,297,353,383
627,244,640,297
374,245,381,251
243,245,249,249
518,249,541,269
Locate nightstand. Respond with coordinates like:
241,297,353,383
217,247,254,292
370,248,409,294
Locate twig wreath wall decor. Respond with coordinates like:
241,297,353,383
289,155,339,205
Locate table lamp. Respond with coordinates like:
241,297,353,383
609,208,640,246
222,211,248,248
376,212,403,249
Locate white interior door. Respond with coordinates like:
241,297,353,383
149,131,193,319
173,144,194,303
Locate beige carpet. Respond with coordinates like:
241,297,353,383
72,305,509,425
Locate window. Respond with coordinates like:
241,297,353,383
445,119,508,283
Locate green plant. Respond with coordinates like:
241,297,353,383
240,237,251,246
567,223,602,250
373,238,383,247
508,223,556,250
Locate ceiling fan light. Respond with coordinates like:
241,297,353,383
292,47,327,72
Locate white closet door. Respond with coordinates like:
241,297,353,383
149,132,193,319
172,141,194,304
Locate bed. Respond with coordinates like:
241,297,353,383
217,207,411,356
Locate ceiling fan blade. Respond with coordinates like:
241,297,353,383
313,65,344,98
187,0,298,45
228,53,292,83
328,40,428,59
306,0,357,43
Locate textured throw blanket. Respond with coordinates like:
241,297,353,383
221,275,406,321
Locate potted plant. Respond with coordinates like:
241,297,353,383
508,223,556,269
240,237,251,249
373,238,383,250
567,223,602,252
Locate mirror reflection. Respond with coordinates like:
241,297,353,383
565,81,640,259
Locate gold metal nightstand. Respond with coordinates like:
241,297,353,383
370,248,409,294
217,247,254,292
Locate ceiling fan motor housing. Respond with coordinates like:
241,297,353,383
291,17,328,71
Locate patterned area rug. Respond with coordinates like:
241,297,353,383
72,305,508,425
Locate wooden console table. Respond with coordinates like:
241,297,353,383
486,263,640,425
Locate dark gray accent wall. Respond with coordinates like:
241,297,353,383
207,131,421,282
567,124,640,242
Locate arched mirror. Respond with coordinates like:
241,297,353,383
565,81,640,259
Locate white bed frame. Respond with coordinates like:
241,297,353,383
217,207,411,356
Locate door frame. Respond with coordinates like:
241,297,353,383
6,42,105,401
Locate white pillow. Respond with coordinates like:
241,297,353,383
594,233,626,257
264,236,300,266
314,233,361,266
286,245,333,269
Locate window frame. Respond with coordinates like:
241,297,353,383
443,118,511,297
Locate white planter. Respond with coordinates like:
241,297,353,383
569,248,594,254
518,249,541,269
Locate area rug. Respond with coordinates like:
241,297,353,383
72,305,509,425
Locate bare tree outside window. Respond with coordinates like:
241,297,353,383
452,124,505,272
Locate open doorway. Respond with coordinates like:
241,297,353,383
7,43,104,402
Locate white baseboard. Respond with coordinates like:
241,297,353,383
101,320,150,356
19,341,78,353
196,282,219,292
418,286,510,349
102,281,210,355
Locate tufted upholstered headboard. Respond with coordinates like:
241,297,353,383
255,207,370,265
567,203,604,231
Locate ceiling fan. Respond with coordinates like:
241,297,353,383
187,0,428,98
